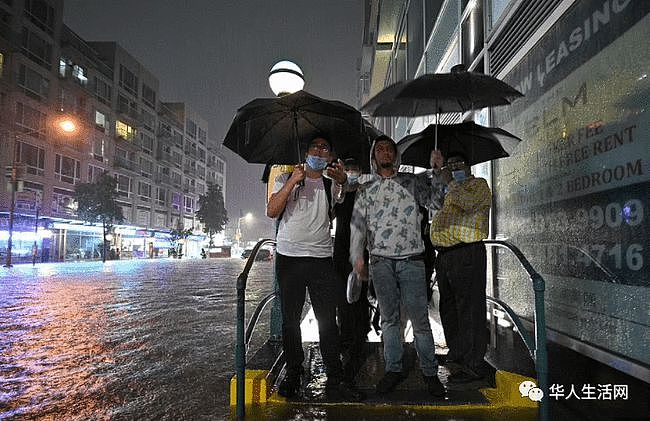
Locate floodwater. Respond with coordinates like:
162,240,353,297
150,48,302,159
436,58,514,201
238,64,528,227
0,258,274,420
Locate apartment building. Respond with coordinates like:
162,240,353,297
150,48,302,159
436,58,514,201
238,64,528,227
0,0,226,262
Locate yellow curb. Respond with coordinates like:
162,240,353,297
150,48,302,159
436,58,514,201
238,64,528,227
230,370,271,406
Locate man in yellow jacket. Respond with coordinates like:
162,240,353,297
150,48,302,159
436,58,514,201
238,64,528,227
430,152,492,386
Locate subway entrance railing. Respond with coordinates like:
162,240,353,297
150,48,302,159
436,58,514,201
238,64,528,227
233,238,549,421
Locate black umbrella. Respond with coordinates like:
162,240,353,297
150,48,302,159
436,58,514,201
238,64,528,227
397,122,522,168
223,90,367,166
361,65,523,117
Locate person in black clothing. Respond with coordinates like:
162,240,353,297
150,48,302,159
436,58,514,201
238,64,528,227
333,158,371,385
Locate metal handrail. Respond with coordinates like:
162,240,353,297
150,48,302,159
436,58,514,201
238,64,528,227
235,238,276,420
245,291,276,356
483,239,548,421
486,296,535,357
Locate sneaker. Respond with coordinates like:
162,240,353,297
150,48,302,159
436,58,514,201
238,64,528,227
278,373,301,398
376,371,406,394
423,374,446,397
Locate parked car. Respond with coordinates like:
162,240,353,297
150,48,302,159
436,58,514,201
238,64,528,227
241,248,272,261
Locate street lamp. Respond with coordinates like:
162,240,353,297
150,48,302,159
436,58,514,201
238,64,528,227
236,211,253,248
3,116,79,267
268,60,304,96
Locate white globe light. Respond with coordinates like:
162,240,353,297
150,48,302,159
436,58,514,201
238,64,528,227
268,60,305,96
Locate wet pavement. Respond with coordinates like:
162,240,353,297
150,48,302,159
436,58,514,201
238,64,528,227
0,258,274,420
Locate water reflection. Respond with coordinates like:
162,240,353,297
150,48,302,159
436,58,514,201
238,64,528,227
0,258,274,420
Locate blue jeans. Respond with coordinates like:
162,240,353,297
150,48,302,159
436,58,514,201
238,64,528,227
370,255,438,377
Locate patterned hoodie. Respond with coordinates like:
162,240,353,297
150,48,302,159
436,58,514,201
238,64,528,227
349,138,445,265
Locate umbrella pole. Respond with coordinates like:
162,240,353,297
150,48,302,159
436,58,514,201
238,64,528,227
434,99,439,150
293,112,305,187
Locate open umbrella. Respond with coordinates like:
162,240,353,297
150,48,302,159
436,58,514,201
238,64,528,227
361,65,523,149
397,122,522,168
361,65,523,117
223,90,367,165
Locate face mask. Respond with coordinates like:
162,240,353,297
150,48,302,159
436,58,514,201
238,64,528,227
346,171,360,184
452,170,467,183
306,155,328,171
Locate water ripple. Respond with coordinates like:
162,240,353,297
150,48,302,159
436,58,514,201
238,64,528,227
0,258,273,420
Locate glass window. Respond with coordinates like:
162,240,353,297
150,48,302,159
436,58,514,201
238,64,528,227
137,209,150,226
51,188,76,216
184,196,194,213
87,165,105,182
140,133,153,153
14,140,45,176
142,83,156,108
24,0,55,34
171,192,182,210
14,102,46,136
21,27,52,69
138,181,151,198
54,154,81,184
119,64,138,96
115,174,131,197
59,58,68,77
140,157,153,178
72,64,88,85
92,137,104,161
186,119,197,138
156,187,166,206
94,76,112,104
116,120,136,141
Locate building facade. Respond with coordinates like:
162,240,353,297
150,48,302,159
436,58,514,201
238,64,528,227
0,0,226,262
360,0,649,401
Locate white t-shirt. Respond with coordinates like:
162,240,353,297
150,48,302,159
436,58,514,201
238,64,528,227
272,173,332,258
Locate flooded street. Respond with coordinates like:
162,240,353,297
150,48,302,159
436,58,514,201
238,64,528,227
0,258,274,420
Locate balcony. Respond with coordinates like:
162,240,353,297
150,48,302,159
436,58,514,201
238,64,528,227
183,184,196,194
184,147,199,159
155,173,172,185
113,156,138,173
183,164,197,176
115,135,140,152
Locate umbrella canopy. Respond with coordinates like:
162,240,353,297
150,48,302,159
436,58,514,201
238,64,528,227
361,66,523,117
397,122,522,167
223,90,367,165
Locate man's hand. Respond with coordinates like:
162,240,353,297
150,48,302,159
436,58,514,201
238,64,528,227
430,150,444,171
440,167,453,184
288,164,306,186
325,159,347,184
354,257,368,281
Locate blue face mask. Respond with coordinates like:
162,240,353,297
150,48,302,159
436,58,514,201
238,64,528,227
346,172,360,184
452,170,467,183
306,155,328,171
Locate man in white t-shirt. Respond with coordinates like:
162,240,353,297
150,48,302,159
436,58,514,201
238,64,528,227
267,136,362,401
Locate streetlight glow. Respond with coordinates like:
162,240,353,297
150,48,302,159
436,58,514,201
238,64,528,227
58,118,78,134
268,60,304,96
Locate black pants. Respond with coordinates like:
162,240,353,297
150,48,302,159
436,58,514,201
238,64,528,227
276,253,343,379
435,242,488,374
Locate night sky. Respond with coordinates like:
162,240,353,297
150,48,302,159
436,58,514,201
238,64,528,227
63,0,363,240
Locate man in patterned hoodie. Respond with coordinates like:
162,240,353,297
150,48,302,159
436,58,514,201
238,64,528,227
349,135,447,397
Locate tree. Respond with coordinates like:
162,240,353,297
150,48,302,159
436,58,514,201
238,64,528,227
195,183,228,248
169,219,193,258
74,174,124,262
